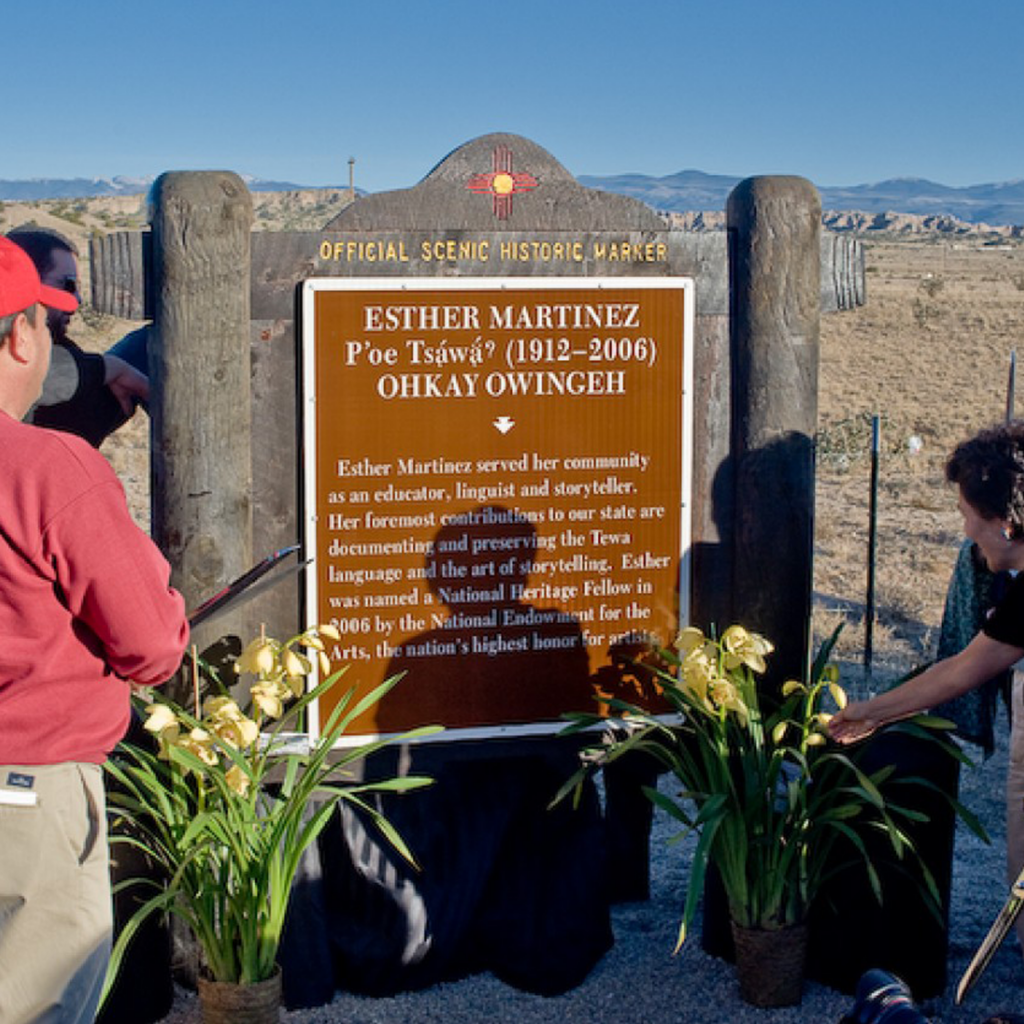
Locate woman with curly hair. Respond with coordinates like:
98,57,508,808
831,420,1024,955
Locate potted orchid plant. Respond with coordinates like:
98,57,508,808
561,624,976,1007
102,624,439,1020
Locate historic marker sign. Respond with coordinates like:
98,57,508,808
302,277,693,741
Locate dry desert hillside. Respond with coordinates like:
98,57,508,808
2,192,1022,685
816,237,1024,683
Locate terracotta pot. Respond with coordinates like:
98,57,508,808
730,920,808,1008
196,967,281,1024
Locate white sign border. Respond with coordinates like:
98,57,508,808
300,276,694,745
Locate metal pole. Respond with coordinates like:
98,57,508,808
864,415,880,676
1007,349,1017,423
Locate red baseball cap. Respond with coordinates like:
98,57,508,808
0,236,79,319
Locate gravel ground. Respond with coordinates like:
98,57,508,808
156,699,1022,1024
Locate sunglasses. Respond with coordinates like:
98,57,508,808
55,276,79,295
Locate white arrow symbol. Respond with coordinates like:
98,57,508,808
493,416,515,434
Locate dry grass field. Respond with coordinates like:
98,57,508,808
816,237,1024,687
3,193,1023,690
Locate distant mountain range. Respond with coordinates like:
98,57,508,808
0,174,312,201
578,170,1024,227
4,170,1023,226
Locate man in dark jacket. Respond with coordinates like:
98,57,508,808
7,227,148,447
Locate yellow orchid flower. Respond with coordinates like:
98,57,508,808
251,680,288,720
828,681,848,710
180,727,219,767
202,696,238,719
225,764,251,797
680,673,709,708
282,647,310,680
680,649,716,708
710,678,749,723
203,697,259,749
682,642,715,672
236,637,277,676
300,632,325,652
673,626,706,654
212,714,259,750
721,625,774,673
144,703,180,739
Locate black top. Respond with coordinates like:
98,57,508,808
981,570,1024,648
30,339,129,448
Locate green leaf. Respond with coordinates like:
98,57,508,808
808,623,843,685
99,885,178,1011
643,786,697,829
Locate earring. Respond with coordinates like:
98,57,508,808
1004,528,1014,542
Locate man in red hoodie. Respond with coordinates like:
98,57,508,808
0,236,188,1024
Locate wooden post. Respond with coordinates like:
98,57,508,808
149,171,254,689
727,176,821,691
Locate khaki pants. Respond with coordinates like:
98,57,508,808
1008,674,1024,953
0,763,111,1024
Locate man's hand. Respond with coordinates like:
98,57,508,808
103,354,149,415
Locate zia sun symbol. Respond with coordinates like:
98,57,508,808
466,145,538,220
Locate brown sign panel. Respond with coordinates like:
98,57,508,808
301,278,693,742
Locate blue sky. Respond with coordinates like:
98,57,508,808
7,0,1022,193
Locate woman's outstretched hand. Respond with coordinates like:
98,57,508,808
828,701,882,745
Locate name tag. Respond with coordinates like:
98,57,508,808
0,788,38,807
